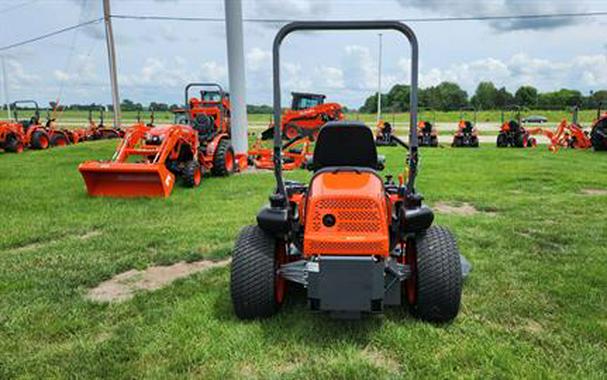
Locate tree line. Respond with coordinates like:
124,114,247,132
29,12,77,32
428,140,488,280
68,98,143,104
359,81,607,113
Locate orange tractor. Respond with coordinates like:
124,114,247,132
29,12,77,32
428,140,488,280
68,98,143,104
590,103,607,151
43,109,88,146
231,21,463,321
0,100,50,153
79,83,235,198
496,106,536,148
262,92,344,141
452,107,479,148
85,108,124,140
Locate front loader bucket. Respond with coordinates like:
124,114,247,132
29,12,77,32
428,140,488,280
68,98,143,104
78,161,175,198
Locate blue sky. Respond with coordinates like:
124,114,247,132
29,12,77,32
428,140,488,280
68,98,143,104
1,0,607,108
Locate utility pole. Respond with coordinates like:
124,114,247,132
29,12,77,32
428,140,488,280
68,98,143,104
376,33,383,125
1,56,11,119
103,0,121,128
224,0,248,169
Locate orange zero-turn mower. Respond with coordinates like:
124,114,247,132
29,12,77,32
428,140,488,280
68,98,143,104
452,106,479,148
496,105,536,148
590,102,607,151
78,122,202,197
248,134,312,170
417,108,439,147
0,100,50,153
375,120,397,146
230,21,466,321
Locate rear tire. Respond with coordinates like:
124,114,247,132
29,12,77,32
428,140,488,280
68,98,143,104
50,133,69,147
230,225,282,319
182,160,202,187
496,133,508,148
591,120,607,151
410,225,462,323
30,131,49,150
212,139,235,176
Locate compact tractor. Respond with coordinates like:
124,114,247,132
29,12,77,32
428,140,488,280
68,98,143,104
590,103,607,151
497,106,536,148
248,134,312,171
0,100,50,153
417,109,438,147
452,107,479,148
85,108,124,140
262,92,344,141
79,83,235,197
231,21,463,321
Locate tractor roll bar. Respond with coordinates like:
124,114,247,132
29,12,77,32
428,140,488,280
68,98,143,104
11,100,40,121
272,21,419,202
184,82,226,123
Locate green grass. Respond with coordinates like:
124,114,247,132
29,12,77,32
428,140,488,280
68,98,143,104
1,142,606,378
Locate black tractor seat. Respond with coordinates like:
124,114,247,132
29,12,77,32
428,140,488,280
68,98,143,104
312,121,380,171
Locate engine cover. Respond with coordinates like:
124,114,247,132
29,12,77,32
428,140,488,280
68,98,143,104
303,170,390,256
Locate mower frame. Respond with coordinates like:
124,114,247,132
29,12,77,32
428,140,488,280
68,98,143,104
270,21,420,203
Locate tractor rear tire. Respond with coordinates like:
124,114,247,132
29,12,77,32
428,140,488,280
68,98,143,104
30,131,49,150
4,134,24,153
410,225,462,323
231,225,282,319
496,134,508,148
212,139,235,176
182,160,202,187
50,134,69,147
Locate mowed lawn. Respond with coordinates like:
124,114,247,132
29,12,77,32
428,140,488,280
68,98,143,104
1,140,606,378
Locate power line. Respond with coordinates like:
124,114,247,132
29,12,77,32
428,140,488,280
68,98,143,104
2,10,607,52
0,18,103,52
111,11,607,23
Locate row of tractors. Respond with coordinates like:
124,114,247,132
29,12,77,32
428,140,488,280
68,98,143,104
374,104,607,152
0,100,123,153
78,84,341,197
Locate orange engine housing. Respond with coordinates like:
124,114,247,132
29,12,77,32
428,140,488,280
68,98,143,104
303,171,390,257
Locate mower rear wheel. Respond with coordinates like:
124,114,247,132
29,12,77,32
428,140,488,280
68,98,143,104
591,120,607,151
231,225,283,319
30,131,49,150
50,134,69,147
409,225,462,323
4,134,24,153
182,160,202,187
496,133,508,148
212,139,235,176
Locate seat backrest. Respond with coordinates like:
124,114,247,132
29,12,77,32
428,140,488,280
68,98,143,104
312,121,378,170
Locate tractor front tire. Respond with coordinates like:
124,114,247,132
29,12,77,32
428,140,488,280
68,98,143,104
31,131,49,150
182,160,202,187
4,134,24,153
212,139,235,176
231,225,282,319
410,225,462,323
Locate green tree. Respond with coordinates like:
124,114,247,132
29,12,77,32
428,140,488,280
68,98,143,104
471,81,498,110
514,86,539,108
495,87,514,108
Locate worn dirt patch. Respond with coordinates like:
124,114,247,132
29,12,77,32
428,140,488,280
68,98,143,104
9,240,50,253
360,347,400,374
78,230,102,240
434,202,488,216
581,188,607,196
86,259,231,303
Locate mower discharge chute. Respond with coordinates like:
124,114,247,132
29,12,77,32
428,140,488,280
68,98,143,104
452,107,479,148
231,21,465,321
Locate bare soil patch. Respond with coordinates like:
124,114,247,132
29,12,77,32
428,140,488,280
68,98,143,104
581,188,607,196
86,258,231,303
435,202,479,216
